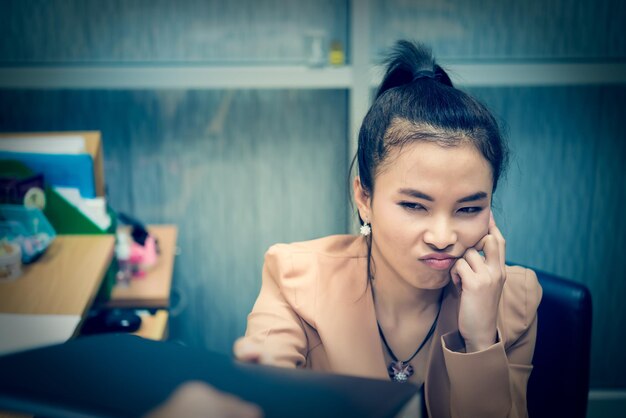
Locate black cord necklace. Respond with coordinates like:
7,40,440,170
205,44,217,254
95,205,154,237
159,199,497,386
376,291,444,383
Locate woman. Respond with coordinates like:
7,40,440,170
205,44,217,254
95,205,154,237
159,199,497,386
234,40,542,418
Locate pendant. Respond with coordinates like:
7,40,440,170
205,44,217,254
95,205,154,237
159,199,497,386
388,360,414,383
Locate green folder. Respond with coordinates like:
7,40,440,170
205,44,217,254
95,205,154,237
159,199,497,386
0,159,117,300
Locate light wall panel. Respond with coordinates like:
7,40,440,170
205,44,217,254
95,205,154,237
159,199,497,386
371,0,626,61
0,0,348,64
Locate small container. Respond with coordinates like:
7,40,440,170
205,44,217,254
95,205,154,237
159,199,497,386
0,204,56,263
303,30,328,68
0,241,22,281
115,231,133,287
328,40,345,66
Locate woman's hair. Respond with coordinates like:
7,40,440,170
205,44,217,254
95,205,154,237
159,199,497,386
353,40,508,209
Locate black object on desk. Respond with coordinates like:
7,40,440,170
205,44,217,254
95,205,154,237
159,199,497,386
0,334,419,418
80,308,142,334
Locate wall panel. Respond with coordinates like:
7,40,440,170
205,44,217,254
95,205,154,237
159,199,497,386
0,0,348,64
371,0,626,61
0,89,350,352
467,85,626,387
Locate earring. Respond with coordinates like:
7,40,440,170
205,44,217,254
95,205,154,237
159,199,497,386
360,221,371,236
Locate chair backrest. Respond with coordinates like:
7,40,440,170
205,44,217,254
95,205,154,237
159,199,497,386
527,269,592,418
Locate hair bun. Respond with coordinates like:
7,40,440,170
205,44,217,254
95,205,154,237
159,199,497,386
376,40,453,98
412,69,436,82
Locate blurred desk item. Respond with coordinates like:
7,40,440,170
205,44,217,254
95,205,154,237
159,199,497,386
0,314,80,356
132,310,169,341
107,225,177,309
101,225,177,341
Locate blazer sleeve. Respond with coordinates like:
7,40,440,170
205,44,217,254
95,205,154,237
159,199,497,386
236,245,308,368
440,267,543,418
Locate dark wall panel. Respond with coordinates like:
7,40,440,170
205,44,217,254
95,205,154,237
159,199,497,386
468,85,626,387
0,89,350,353
372,0,626,60
0,0,348,64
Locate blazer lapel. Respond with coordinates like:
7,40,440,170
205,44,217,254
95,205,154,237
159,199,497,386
311,235,461,416
315,253,389,380
425,282,460,418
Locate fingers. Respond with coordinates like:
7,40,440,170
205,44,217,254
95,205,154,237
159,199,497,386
463,248,488,274
233,338,274,365
465,235,503,281
472,211,506,275
452,258,474,288
482,235,502,274
209,387,264,418
233,338,261,362
487,211,506,273
145,381,263,418
458,239,504,287
450,263,462,293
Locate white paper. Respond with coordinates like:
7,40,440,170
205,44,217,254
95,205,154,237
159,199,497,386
0,313,81,355
54,187,111,231
0,136,86,154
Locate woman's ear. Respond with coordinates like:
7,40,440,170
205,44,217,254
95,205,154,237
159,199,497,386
353,177,371,222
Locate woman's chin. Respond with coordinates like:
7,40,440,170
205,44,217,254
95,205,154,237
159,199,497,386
410,273,450,290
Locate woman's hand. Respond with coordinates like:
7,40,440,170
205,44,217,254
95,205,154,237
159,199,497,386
144,381,262,418
233,338,276,365
450,210,506,353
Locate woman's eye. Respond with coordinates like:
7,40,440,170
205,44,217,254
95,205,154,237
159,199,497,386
458,207,483,214
399,202,426,211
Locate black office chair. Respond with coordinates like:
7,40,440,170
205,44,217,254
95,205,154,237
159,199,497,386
526,268,593,418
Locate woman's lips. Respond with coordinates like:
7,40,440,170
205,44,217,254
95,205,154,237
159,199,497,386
420,257,457,270
420,254,457,270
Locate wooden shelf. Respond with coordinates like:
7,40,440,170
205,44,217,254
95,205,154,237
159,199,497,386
0,65,353,89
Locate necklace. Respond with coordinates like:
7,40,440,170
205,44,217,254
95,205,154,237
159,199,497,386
376,291,444,383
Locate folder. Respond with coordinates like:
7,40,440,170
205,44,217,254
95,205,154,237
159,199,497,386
0,159,118,301
0,151,96,198
0,160,113,235
0,131,106,198
0,334,421,418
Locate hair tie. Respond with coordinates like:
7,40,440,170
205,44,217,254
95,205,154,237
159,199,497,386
412,70,436,82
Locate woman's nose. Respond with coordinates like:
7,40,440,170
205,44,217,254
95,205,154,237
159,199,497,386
423,217,457,250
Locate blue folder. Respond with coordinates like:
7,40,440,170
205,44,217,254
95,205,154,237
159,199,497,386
0,151,96,198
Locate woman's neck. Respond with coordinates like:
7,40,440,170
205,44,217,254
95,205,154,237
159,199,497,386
370,250,443,326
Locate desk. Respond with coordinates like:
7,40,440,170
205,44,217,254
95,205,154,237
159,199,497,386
105,225,177,341
0,235,115,315
0,225,178,346
0,227,176,418
106,225,177,309
0,235,115,355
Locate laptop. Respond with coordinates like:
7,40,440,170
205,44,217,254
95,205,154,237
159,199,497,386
0,334,422,418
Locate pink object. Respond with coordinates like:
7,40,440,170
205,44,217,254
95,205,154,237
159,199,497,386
129,235,159,278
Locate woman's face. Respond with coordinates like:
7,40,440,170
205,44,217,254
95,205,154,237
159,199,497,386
355,140,493,289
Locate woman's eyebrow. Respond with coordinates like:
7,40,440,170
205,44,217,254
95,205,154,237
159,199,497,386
398,188,488,203
457,192,488,203
398,188,435,201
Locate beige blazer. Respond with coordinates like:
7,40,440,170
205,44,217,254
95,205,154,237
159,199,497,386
240,235,542,418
